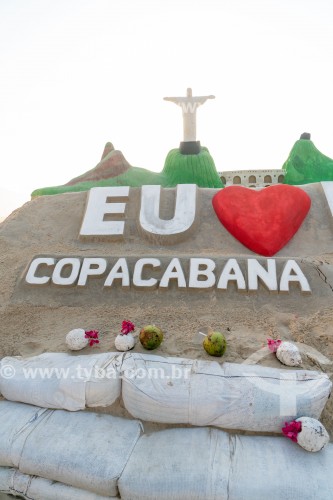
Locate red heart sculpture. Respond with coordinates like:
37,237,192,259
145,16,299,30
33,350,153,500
212,185,311,256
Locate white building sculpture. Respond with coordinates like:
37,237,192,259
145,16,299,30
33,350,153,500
218,169,285,188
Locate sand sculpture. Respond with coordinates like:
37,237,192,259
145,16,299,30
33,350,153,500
0,89,332,499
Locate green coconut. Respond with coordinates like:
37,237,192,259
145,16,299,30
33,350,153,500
203,331,227,357
139,325,164,350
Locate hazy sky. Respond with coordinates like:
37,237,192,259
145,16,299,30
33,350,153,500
1,0,333,217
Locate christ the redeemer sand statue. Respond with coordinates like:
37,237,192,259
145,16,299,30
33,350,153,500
164,88,215,154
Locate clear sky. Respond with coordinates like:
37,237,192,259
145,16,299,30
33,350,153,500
1,0,333,217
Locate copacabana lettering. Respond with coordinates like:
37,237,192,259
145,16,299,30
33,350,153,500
25,256,311,294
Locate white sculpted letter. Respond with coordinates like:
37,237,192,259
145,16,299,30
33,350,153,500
80,186,129,237
104,258,130,287
139,184,197,238
25,257,55,285
279,260,311,293
78,258,107,286
133,258,161,288
321,182,333,216
248,259,278,292
217,259,246,291
52,258,81,286
189,258,216,288
159,258,187,288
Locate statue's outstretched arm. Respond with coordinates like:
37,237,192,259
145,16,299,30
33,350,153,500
163,97,183,105
195,95,215,104
164,95,215,105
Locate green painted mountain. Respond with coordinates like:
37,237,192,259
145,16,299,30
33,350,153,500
31,143,223,197
162,147,223,188
283,138,333,185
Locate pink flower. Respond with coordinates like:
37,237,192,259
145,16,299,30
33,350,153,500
267,338,282,353
121,320,135,335
282,420,302,442
85,330,100,347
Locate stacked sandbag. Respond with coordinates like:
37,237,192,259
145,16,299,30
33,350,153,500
227,434,333,500
0,467,115,499
119,427,229,499
0,400,141,497
121,353,332,431
0,352,123,411
118,427,333,500
121,354,194,423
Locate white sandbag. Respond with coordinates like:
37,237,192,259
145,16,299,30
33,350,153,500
0,402,47,467
121,353,331,431
119,427,230,500
227,433,333,500
0,352,123,411
0,467,115,499
121,353,194,423
118,427,333,500
194,362,331,431
0,401,141,497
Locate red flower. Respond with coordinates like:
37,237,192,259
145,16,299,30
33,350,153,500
121,320,135,335
89,338,99,347
85,330,100,347
267,338,282,353
282,420,302,442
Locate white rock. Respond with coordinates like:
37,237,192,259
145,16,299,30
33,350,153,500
115,333,135,352
296,417,330,452
66,328,88,351
276,341,302,366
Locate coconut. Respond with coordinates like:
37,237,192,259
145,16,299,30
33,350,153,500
139,325,163,350
203,331,227,357
115,333,136,352
66,328,88,350
296,417,330,452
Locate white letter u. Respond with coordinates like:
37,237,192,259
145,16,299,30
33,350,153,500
139,184,197,236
